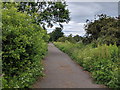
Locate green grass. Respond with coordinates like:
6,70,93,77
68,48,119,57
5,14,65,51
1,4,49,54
54,41,120,88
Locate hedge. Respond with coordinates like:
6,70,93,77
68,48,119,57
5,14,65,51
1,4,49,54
2,4,49,88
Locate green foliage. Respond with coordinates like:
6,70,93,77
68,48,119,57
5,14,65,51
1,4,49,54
49,27,64,41
64,34,76,43
54,42,120,88
57,36,67,42
2,4,49,88
16,1,70,29
57,34,82,43
73,35,83,42
84,14,120,46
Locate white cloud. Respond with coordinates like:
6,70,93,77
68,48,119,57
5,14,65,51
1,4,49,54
66,0,119,2
68,2,102,16
67,2,118,23
47,2,118,36
47,21,86,36
63,21,86,36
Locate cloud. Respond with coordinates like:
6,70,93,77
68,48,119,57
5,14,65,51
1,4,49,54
66,0,119,2
47,21,86,36
62,21,86,36
68,3,102,15
67,2,103,22
67,2,118,23
47,2,118,36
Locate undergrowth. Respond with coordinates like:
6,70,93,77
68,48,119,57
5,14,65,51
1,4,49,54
54,41,120,88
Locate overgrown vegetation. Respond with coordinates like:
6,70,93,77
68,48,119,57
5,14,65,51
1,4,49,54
2,1,119,88
2,4,49,88
2,1,70,88
54,42,120,88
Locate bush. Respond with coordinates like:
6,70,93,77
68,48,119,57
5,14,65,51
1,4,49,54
54,42,120,88
2,4,49,88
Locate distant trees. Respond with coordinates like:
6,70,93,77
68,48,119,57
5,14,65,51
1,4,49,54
49,27,64,41
66,34,76,43
49,28,83,43
73,35,83,42
58,34,83,43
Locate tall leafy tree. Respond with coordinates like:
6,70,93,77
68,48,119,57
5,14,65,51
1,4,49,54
17,1,70,29
84,14,120,45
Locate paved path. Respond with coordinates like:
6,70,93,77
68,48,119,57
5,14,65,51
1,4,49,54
32,43,105,88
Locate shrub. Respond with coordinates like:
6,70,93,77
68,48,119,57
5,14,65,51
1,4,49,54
2,4,49,88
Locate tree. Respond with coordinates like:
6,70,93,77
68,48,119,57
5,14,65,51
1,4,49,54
49,27,64,41
16,1,70,29
84,14,120,45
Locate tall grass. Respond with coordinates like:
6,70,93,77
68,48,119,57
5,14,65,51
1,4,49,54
54,42,120,88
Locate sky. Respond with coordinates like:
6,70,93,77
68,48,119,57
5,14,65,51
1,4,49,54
47,1,118,36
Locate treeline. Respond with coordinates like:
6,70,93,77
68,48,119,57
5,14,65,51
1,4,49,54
51,14,120,46
2,1,70,88
49,27,83,43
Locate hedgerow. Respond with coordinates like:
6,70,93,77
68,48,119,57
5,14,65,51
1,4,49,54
54,42,120,88
2,4,49,88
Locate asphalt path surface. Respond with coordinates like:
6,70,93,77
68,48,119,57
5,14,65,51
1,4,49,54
32,43,105,88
